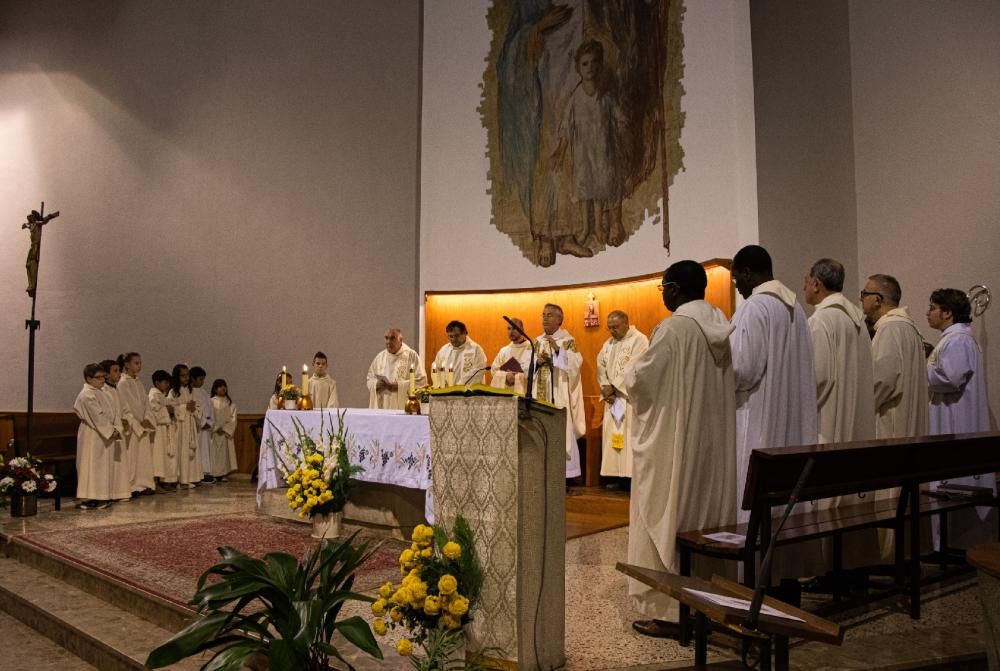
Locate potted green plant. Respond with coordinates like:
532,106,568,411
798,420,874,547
146,531,383,671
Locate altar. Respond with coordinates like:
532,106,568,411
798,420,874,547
257,408,434,531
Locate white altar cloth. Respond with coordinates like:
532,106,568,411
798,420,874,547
257,408,434,522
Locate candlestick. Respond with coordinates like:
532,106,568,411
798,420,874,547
302,364,309,396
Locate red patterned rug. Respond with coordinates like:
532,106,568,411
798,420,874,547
14,513,404,609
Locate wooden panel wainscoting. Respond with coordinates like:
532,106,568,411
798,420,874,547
2,411,266,476
425,260,734,486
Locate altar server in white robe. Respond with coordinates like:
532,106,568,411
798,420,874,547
74,363,121,509
489,318,533,394
804,258,878,567
209,379,239,479
101,359,133,502
625,260,736,637
367,328,427,410
191,366,214,481
118,353,156,495
308,352,340,408
167,364,201,488
596,311,648,480
148,370,174,488
730,246,818,522
433,321,488,386
926,288,996,549
534,304,584,478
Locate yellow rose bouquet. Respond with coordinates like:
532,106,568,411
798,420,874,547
370,515,484,664
268,411,363,518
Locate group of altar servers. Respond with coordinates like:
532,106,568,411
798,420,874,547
74,355,239,509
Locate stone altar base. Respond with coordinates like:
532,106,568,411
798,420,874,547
259,483,426,540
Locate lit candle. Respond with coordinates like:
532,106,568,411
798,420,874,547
431,363,437,388
447,366,454,387
302,364,309,396
282,365,287,386
409,365,416,394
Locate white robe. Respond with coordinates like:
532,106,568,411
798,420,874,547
103,385,132,500
809,292,878,568
148,387,172,480
168,387,201,485
730,281,818,521
928,322,996,549
596,325,649,478
533,328,584,478
366,344,427,410
871,307,930,559
118,374,155,491
488,340,533,394
74,384,118,501
209,397,239,476
308,374,340,408
624,300,737,621
193,386,214,477
434,338,488,386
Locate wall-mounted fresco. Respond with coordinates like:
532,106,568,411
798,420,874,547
482,0,685,267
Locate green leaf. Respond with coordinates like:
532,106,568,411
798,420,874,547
335,616,383,660
267,639,310,671
144,612,233,668
202,642,261,671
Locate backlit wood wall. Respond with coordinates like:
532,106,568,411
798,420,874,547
424,260,734,486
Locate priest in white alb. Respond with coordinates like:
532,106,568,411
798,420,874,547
367,328,427,410
926,288,996,549
489,317,533,394
534,303,584,478
308,351,340,408
804,258,878,567
861,274,929,559
625,260,736,638
596,310,648,482
433,320,488,386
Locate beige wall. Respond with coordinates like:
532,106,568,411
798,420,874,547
0,1,421,411
849,0,1000,424
751,0,859,297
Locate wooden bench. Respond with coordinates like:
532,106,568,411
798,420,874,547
676,431,1000,637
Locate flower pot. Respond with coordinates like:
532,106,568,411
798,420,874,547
11,493,38,517
311,511,343,539
283,399,297,410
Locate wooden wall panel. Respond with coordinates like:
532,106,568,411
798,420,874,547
424,261,734,485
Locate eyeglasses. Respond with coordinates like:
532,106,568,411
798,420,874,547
90,374,107,380
657,281,680,293
860,290,883,301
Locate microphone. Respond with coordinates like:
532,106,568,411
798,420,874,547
461,366,491,386
502,315,536,403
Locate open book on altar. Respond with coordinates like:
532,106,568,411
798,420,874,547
426,384,557,407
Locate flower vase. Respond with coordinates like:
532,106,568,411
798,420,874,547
283,399,297,410
311,511,343,539
11,493,38,517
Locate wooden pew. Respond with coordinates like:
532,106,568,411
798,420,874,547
676,431,1000,637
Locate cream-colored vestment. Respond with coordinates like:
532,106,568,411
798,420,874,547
596,325,649,478
488,340,533,394
366,344,427,410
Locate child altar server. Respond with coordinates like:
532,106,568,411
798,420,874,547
101,359,132,502
308,352,340,408
190,366,215,482
148,370,175,491
168,364,201,488
117,353,156,496
74,363,121,509
209,379,239,480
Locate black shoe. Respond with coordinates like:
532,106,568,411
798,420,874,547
632,619,679,639
77,501,100,510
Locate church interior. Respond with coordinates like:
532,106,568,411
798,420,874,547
1,1,999,669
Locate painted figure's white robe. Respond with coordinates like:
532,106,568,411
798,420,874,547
596,325,649,478
308,375,340,408
928,322,996,549
74,384,118,501
489,340,533,394
118,374,155,491
624,300,736,621
434,338,488,386
209,396,239,477
534,328,584,478
367,344,426,410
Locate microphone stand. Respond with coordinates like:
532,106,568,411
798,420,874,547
461,366,492,386
746,456,815,631
502,316,536,409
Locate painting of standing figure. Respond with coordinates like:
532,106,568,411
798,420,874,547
483,0,685,267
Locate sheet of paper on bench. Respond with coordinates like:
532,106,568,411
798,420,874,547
703,531,746,545
682,588,805,623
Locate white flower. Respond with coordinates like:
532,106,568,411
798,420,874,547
21,480,37,493
0,476,13,492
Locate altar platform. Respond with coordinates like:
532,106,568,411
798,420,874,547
0,480,990,671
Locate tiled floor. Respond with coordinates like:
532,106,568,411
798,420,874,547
0,610,98,671
0,479,989,670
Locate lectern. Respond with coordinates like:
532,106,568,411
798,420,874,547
429,391,566,670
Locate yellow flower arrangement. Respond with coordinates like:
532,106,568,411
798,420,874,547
369,515,483,666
